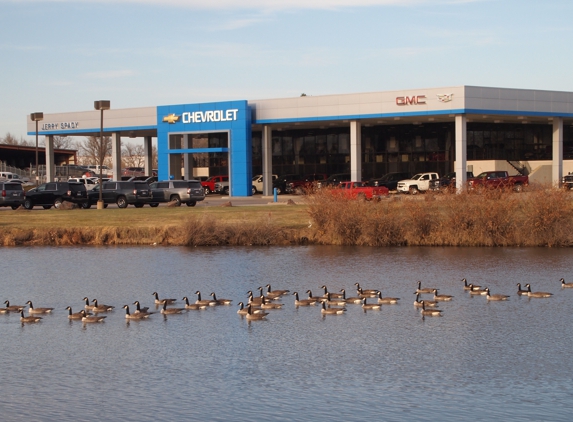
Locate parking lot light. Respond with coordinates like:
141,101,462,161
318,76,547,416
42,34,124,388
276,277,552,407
94,101,110,209
30,112,43,186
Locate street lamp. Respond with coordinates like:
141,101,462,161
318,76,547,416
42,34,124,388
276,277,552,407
94,100,110,209
30,112,43,186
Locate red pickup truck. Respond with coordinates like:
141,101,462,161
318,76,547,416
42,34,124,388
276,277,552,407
467,171,528,192
334,181,389,200
201,175,228,195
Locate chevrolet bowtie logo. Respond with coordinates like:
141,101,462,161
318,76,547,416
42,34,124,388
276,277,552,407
162,114,180,124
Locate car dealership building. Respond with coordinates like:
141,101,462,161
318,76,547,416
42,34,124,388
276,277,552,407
27,85,573,196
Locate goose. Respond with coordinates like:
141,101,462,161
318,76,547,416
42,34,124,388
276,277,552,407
462,278,481,291
123,305,152,319
320,301,346,315
306,290,326,302
292,292,317,306
265,284,290,298
321,285,343,299
91,299,114,313
432,289,453,302
257,286,281,301
195,291,217,307
237,302,264,315
82,297,97,311
560,278,573,288
260,296,283,309
525,284,553,298
182,297,207,310
81,312,107,323
152,292,176,305
210,292,232,306
339,289,363,304
246,291,264,305
26,300,54,314
160,301,186,314
468,285,488,296
356,287,378,299
3,300,25,313
414,293,439,308
361,298,381,310
415,281,436,294
484,288,509,301
419,301,443,317
354,283,378,295
323,293,347,307
20,309,42,323
375,291,400,305
132,301,153,314
245,304,268,320
516,283,529,296
65,306,91,320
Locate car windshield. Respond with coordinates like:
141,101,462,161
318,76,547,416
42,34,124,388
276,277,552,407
475,172,489,179
410,174,423,180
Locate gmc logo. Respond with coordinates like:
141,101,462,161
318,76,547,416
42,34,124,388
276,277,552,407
396,95,426,106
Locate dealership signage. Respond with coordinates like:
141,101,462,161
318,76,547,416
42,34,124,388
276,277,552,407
396,95,426,106
181,109,239,124
41,121,79,130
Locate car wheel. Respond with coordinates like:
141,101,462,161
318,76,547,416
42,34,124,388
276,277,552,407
204,187,211,195
514,184,523,193
251,186,256,195
43,205,52,209
170,195,181,206
81,201,91,209
186,201,196,207
116,196,128,208
149,203,159,208
134,203,144,208
409,186,419,195
54,197,64,209
223,187,230,195
11,205,19,210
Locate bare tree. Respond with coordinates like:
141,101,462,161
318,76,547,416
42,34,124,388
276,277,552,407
1,132,31,146
122,143,145,168
80,135,112,166
51,136,76,150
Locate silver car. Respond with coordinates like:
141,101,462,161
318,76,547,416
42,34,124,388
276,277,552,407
0,182,25,209
149,180,205,207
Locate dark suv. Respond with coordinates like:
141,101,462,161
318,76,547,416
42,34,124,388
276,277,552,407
272,174,302,195
369,172,411,191
23,182,87,209
86,181,150,208
148,180,205,207
0,181,25,209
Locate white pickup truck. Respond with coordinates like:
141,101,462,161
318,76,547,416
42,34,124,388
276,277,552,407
396,172,439,194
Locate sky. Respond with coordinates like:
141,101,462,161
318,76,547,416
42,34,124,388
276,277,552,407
1,0,572,141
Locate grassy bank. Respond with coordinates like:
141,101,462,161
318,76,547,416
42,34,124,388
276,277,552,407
1,188,572,247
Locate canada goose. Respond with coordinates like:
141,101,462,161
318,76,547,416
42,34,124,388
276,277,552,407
320,301,346,315
354,283,378,295
26,300,54,314
257,286,281,301
160,301,186,314
462,278,481,291
484,288,509,301
182,297,207,310
3,300,25,313
237,302,264,315
152,292,176,305
82,297,97,311
525,284,553,298
415,281,436,294
339,289,363,304
321,285,344,299
413,293,439,308
65,306,91,320
516,283,529,296
356,287,378,299
260,296,283,309
132,301,154,315
306,290,326,302
375,291,400,305
195,291,217,307
20,309,42,323
210,292,232,306
323,293,347,307
123,305,152,319
432,289,453,302
265,284,290,298
91,299,114,312
361,298,381,310
560,278,573,288
246,291,264,305
419,301,443,317
292,292,317,306
81,312,107,323
468,285,488,296
245,304,268,320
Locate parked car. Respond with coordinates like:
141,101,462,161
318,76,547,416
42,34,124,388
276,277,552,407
368,172,411,191
0,171,23,181
334,181,389,200
429,171,474,192
317,173,351,189
396,172,440,194
272,174,302,195
562,173,573,189
214,180,230,195
0,181,25,209
148,180,205,207
121,167,146,177
23,182,87,209
252,174,278,194
68,177,97,190
467,171,528,192
286,173,328,194
85,181,151,208
202,175,228,195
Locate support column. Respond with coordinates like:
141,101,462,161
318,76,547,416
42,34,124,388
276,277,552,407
144,136,154,178
112,132,122,181
262,125,272,196
45,135,55,182
455,115,467,192
552,118,563,187
350,121,361,181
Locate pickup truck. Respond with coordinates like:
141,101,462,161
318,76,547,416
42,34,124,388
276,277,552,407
334,181,389,200
396,172,439,194
201,175,228,195
429,171,474,192
467,171,528,192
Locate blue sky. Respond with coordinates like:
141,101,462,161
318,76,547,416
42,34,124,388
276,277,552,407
1,0,572,140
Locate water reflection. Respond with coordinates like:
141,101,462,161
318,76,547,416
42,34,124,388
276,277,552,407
1,246,573,421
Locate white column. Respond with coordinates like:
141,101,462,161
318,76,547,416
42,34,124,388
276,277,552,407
112,132,122,181
45,135,55,182
262,125,272,196
552,118,563,187
350,121,361,181
144,136,154,178
455,115,467,192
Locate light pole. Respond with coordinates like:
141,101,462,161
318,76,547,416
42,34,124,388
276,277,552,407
30,112,43,186
94,101,110,209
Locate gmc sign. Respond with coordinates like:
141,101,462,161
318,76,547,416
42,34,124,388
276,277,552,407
396,95,426,106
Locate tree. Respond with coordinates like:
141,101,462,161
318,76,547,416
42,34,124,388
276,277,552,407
1,132,31,146
52,136,76,150
80,135,112,166
122,143,145,168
